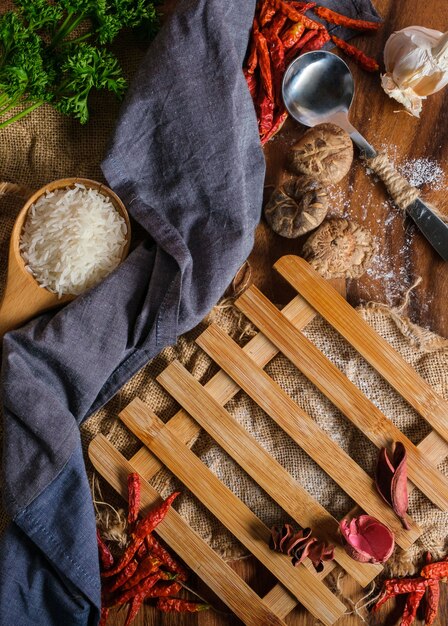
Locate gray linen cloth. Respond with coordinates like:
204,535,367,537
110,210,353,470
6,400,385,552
0,0,380,624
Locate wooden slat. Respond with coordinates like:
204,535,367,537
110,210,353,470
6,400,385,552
275,256,448,444
88,436,286,626
124,292,343,620
196,324,418,549
119,402,347,626
157,361,382,587
236,286,448,512
124,294,321,488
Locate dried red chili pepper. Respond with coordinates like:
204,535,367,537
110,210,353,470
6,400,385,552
301,28,330,53
156,598,211,613
258,92,275,136
289,1,316,12
123,595,142,626
246,16,259,74
261,108,287,144
401,588,426,626
247,43,258,74
425,580,440,625
127,473,141,529
142,581,182,598
97,529,114,570
281,22,305,49
105,572,163,608
285,29,318,64
121,555,161,591
331,35,379,72
314,7,381,31
264,31,285,104
259,0,276,27
373,577,431,612
375,441,410,530
146,533,188,581
104,560,139,593
136,541,147,561
254,30,274,101
244,69,258,99
102,491,180,578
273,0,321,29
265,13,287,37
421,558,448,582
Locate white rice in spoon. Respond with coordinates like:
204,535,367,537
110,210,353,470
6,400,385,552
20,183,128,297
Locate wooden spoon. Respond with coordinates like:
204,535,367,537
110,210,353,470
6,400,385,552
0,177,131,337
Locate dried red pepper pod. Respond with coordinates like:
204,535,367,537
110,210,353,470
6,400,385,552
373,577,431,612
97,529,114,571
281,22,305,49
265,13,287,37
244,69,258,99
121,555,161,591
261,108,287,144
102,491,180,578
146,533,188,581
421,556,448,582
254,29,274,101
123,595,142,626
274,0,321,30
314,7,381,31
425,580,441,625
301,28,330,53
246,16,259,74
258,92,275,136
331,35,379,72
105,572,163,608
143,581,183,598
289,1,316,12
156,597,211,613
264,31,285,104
259,0,277,27
375,441,410,530
401,588,427,626
285,29,318,64
127,473,141,529
104,559,139,593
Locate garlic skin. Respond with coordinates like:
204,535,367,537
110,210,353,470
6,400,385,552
381,26,448,116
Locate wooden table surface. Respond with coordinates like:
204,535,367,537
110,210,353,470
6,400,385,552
108,0,447,624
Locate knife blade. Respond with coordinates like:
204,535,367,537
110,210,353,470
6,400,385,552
405,198,448,261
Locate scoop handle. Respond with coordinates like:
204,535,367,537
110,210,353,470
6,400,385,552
326,118,448,260
0,181,69,337
0,244,64,337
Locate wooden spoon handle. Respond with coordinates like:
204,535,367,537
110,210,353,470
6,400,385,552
0,259,63,337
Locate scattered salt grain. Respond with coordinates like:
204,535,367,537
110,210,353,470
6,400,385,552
397,157,444,190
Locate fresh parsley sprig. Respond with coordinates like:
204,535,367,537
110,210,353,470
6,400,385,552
0,0,159,130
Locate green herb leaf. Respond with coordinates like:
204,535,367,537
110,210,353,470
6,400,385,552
54,43,126,123
14,0,63,31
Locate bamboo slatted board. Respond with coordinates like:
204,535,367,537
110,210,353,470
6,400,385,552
89,255,448,626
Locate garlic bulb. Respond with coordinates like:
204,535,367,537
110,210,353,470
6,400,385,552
381,26,448,116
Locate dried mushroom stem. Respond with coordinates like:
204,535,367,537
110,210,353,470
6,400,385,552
302,218,376,279
264,176,328,238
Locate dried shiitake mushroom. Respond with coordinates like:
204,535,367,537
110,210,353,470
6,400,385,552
264,176,328,238
289,123,353,184
302,218,376,279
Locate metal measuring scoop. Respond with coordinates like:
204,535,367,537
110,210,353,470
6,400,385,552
282,50,448,261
